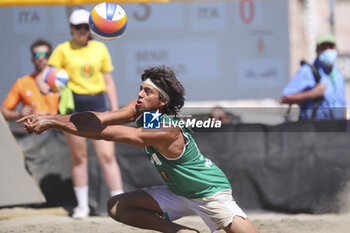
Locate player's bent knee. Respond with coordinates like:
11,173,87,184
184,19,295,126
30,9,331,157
107,194,131,222
107,196,120,220
225,216,259,233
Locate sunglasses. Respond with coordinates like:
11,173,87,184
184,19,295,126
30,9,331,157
73,24,90,30
33,51,49,59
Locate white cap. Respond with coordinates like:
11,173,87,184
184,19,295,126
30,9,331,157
69,9,90,25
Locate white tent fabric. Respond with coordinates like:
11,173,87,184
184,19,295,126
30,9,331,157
0,114,45,207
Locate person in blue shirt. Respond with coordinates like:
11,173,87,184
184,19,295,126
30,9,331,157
281,33,346,120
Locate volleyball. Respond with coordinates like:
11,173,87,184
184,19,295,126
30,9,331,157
89,2,127,41
43,67,69,92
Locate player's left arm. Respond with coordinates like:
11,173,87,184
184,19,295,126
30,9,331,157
97,99,139,126
101,125,177,145
100,125,184,158
18,112,104,137
18,111,184,158
18,112,183,157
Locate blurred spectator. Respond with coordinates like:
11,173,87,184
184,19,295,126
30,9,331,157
1,39,59,121
42,9,123,219
209,106,240,124
281,33,346,120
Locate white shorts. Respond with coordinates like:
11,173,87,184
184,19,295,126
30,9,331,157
142,185,247,232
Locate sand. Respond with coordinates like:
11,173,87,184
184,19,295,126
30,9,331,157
0,207,349,233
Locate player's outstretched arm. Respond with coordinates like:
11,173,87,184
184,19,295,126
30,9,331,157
17,112,106,138
100,125,184,158
17,112,183,157
17,111,126,140
98,99,139,126
17,99,140,134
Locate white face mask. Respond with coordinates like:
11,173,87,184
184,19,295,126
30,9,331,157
319,49,337,67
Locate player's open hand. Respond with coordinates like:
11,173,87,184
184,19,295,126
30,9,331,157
16,114,51,135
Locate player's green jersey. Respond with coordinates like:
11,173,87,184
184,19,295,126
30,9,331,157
137,114,231,199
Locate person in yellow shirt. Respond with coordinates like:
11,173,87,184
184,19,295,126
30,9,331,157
1,39,59,121
40,9,123,218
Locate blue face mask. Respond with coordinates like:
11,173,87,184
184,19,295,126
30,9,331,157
319,49,337,67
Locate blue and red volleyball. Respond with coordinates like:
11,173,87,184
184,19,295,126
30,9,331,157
89,2,127,41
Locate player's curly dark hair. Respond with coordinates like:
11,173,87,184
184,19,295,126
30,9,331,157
141,66,185,115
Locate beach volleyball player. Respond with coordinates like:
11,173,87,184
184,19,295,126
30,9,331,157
19,66,259,233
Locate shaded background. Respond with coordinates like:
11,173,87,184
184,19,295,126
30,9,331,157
1,0,349,115
0,1,290,104
8,119,350,215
